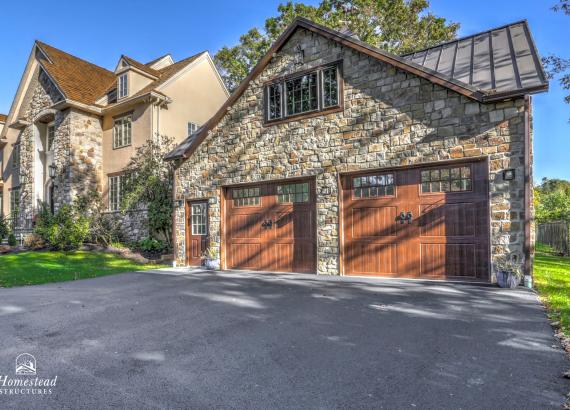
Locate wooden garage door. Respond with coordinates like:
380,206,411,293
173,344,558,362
342,161,490,280
224,179,316,273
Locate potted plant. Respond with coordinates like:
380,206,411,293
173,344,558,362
202,246,220,270
495,258,523,289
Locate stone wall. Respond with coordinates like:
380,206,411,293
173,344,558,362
106,210,149,243
174,28,529,279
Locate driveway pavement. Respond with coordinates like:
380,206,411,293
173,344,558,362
0,269,567,409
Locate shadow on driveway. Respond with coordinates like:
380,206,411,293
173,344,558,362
0,269,567,409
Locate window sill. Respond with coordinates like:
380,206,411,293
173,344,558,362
112,144,132,150
264,105,343,127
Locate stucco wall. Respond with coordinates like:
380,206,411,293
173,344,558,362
159,56,229,144
174,28,528,279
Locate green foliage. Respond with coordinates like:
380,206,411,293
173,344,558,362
138,237,165,253
35,203,89,250
7,233,17,247
121,136,176,248
0,215,9,241
202,246,220,260
534,178,570,224
75,191,124,247
214,0,460,90
23,233,46,250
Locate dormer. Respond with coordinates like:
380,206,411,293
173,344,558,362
147,54,174,70
113,56,159,100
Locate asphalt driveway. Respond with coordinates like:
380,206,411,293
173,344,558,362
0,269,567,409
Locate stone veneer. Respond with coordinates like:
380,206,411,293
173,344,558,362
174,28,531,279
13,67,146,242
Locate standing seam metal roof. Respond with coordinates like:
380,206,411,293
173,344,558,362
401,20,547,96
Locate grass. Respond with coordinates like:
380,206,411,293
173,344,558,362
0,251,166,288
534,243,570,337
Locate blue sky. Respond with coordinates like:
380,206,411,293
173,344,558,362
0,0,567,182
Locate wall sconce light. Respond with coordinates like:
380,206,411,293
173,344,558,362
321,186,332,196
19,171,27,185
503,169,515,181
48,164,57,179
208,197,218,205
174,199,184,208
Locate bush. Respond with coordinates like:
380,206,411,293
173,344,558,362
24,233,46,250
8,233,17,247
74,191,124,247
138,237,165,253
35,204,89,250
0,215,8,240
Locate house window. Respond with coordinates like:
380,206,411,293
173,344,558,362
267,83,282,120
277,182,309,203
108,175,125,211
108,89,117,104
353,174,395,198
47,124,55,151
421,166,472,193
118,73,128,98
113,115,132,149
285,72,318,116
12,143,20,169
191,203,207,235
265,64,340,122
187,122,199,137
233,187,261,207
10,187,20,218
322,66,338,108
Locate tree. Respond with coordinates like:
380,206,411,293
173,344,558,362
214,0,459,90
120,136,176,247
534,177,570,223
543,1,570,114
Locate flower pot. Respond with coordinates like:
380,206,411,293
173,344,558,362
497,270,520,288
203,258,220,270
524,275,533,289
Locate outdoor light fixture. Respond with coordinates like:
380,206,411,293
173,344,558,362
321,186,332,195
208,197,217,205
48,164,56,179
503,169,516,181
175,199,184,208
19,171,27,185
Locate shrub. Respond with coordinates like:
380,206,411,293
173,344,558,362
138,237,165,253
24,233,46,250
35,204,89,250
0,215,8,240
74,191,124,247
8,233,17,247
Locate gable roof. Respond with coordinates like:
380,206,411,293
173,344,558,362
36,41,116,105
165,17,548,161
120,55,160,78
401,20,547,99
101,51,206,104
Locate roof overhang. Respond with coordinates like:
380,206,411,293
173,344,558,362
9,118,31,129
165,17,549,163
102,91,171,115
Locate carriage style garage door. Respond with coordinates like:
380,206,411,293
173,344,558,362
224,179,316,273
342,161,490,280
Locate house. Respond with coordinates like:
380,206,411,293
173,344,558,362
0,41,229,240
166,18,548,281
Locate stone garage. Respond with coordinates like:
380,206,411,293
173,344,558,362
166,18,548,280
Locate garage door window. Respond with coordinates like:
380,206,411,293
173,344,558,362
277,182,309,203
421,166,471,193
353,174,394,198
233,187,261,207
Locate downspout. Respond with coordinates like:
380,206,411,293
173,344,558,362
172,166,178,267
524,95,533,280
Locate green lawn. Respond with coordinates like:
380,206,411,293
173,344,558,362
0,251,165,288
534,243,570,337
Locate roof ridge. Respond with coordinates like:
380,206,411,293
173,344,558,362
158,51,206,72
145,53,172,66
401,19,529,57
35,40,114,74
